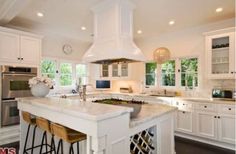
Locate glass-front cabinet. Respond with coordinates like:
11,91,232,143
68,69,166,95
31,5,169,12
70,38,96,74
101,63,129,78
205,28,235,79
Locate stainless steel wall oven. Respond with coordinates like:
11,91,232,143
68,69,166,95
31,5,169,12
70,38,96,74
1,66,37,127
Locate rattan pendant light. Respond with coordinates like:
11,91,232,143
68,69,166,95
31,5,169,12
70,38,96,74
153,47,171,64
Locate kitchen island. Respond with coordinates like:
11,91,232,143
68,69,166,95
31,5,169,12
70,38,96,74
17,96,177,154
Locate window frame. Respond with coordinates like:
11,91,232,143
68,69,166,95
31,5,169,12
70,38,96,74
40,57,88,90
145,61,158,87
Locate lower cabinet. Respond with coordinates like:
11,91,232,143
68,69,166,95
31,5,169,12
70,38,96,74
218,114,235,144
175,102,235,146
196,112,217,140
175,110,193,134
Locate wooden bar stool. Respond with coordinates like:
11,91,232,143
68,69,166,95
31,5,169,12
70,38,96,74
36,117,56,154
22,111,37,154
50,123,86,154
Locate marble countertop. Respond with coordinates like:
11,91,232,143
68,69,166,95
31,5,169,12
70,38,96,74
130,104,177,128
17,97,133,121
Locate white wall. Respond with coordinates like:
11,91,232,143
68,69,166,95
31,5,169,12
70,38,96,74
110,18,235,97
42,33,91,61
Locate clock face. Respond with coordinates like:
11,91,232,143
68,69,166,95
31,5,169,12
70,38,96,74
63,44,73,55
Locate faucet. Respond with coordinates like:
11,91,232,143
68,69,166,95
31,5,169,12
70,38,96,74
78,85,87,101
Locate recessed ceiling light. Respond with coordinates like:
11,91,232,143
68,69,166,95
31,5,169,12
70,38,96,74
137,30,142,34
37,12,44,17
81,26,86,30
216,7,223,13
169,20,175,25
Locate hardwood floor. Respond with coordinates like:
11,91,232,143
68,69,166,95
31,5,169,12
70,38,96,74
0,137,235,154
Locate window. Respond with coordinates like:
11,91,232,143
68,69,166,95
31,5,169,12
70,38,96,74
76,64,87,85
41,59,56,79
181,58,198,88
60,63,72,86
145,62,157,86
161,60,175,86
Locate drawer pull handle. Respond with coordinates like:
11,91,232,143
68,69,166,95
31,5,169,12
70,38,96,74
204,106,207,108
218,116,220,119
228,108,231,110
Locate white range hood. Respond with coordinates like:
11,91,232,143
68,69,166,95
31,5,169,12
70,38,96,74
82,0,146,64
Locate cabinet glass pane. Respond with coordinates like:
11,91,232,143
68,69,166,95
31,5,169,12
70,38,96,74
121,63,128,77
102,64,109,77
112,64,119,77
211,36,229,74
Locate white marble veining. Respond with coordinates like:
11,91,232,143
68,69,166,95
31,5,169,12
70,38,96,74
17,97,133,121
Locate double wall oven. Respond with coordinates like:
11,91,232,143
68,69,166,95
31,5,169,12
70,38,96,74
1,66,37,127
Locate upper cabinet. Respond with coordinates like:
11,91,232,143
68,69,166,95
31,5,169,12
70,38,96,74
100,63,129,79
205,27,235,79
0,27,42,67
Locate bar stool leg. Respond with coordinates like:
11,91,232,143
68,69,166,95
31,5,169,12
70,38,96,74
23,124,31,154
69,143,74,154
56,139,63,154
50,135,56,154
31,125,37,154
76,142,79,154
39,131,47,154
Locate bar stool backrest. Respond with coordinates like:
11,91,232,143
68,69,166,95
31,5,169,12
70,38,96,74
36,117,51,132
51,123,69,141
22,112,35,125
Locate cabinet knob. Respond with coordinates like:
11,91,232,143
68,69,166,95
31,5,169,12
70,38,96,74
21,57,23,60
17,57,20,60
231,72,234,74
182,111,185,114
204,106,207,108
228,108,231,110
183,104,185,106
218,116,220,119
214,116,217,118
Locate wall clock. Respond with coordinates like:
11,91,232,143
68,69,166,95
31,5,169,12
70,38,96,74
63,44,73,55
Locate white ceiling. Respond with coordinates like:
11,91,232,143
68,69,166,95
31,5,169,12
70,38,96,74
5,0,235,42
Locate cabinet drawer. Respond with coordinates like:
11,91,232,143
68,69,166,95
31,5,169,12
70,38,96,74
196,103,216,112
219,104,235,115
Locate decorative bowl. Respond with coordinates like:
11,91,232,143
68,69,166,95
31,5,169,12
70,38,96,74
31,83,50,97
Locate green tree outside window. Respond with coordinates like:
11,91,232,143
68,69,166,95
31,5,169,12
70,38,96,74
181,58,198,88
60,63,72,86
41,60,56,79
145,62,157,86
161,60,175,86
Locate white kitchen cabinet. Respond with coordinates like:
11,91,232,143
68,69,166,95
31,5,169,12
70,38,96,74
20,36,41,65
0,26,42,66
205,27,235,79
196,111,217,140
101,63,129,78
0,31,20,63
175,110,193,134
218,115,235,144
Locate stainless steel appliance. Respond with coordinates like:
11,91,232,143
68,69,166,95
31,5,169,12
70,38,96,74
212,88,235,101
1,65,37,127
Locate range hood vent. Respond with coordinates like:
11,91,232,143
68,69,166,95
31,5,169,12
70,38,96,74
82,0,146,64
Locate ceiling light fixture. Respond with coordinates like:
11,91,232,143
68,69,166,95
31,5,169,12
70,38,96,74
169,20,175,25
81,26,87,30
37,12,44,17
137,30,142,34
216,7,223,13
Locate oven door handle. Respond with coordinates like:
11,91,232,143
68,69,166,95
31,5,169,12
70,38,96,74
2,73,36,77
2,99,17,103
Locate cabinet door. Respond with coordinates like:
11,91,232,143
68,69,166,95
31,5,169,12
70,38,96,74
20,36,41,65
175,110,193,133
120,63,128,77
101,64,109,77
196,112,217,140
112,63,119,77
218,115,235,144
206,32,235,79
0,31,20,62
